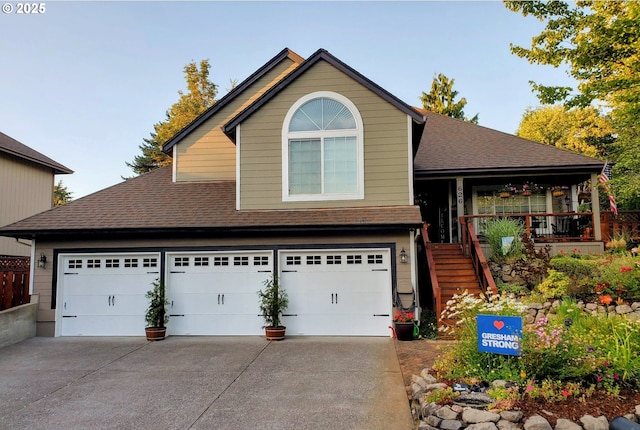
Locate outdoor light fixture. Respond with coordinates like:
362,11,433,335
37,252,47,269
399,248,408,264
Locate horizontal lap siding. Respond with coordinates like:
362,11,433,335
0,157,53,256
175,59,299,182
239,60,410,209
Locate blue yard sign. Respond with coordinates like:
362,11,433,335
477,314,523,356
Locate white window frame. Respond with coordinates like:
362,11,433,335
282,91,364,202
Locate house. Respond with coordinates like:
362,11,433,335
0,48,606,338
0,132,72,257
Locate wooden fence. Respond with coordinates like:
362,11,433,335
0,256,30,311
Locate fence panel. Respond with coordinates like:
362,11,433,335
0,256,31,311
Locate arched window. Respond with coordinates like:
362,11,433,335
282,92,364,201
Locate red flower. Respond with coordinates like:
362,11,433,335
393,310,414,322
599,295,613,305
561,390,570,397
621,266,633,273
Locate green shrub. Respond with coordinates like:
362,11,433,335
536,269,570,299
550,255,600,279
594,255,640,299
485,218,525,262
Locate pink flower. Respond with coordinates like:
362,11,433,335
614,374,620,381
596,376,603,382
561,390,570,397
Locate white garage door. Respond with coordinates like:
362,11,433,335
166,251,273,335
59,253,161,336
279,249,392,336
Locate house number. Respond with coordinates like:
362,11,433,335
457,185,463,205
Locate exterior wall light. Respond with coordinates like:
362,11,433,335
399,248,408,264
37,252,47,269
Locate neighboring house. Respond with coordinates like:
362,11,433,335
0,48,605,338
0,131,72,257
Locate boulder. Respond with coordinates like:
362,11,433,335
579,415,608,430
435,405,460,420
524,414,552,430
555,418,582,430
462,409,501,424
466,423,499,430
500,411,523,423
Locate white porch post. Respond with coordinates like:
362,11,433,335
591,173,602,240
456,177,464,243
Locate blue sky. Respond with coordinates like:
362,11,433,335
0,1,574,199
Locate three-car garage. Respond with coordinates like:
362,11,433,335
56,248,394,337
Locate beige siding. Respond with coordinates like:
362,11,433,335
0,157,53,256
33,232,415,334
175,59,300,182
239,60,411,209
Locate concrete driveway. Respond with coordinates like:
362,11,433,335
0,336,413,430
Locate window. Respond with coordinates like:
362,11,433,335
283,92,364,201
175,257,189,267
194,257,209,267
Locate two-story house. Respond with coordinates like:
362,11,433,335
0,48,605,337
0,132,72,257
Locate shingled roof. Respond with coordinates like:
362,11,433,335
0,131,72,174
0,167,422,239
414,111,605,177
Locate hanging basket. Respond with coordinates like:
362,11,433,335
499,192,511,199
578,192,591,201
522,190,532,197
553,190,565,197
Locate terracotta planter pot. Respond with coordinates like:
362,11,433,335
521,190,532,197
394,322,414,341
265,326,286,341
499,192,510,199
553,190,565,197
145,327,166,341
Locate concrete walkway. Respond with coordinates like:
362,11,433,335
0,336,413,430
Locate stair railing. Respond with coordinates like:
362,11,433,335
460,216,498,298
421,223,442,325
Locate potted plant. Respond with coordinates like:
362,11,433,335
393,310,415,341
498,184,517,198
257,275,289,340
551,185,569,197
521,181,542,197
145,279,169,341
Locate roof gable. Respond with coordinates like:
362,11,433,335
162,48,305,154
414,111,605,176
223,49,425,137
0,131,72,174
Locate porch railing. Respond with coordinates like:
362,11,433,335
462,212,596,243
601,210,640,242
460,218,498,297
421,223,442,324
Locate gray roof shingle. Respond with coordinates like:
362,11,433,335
0,166,422,238
414,111,604,176
0,131,73,174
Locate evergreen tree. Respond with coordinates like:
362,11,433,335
53,180,73,206
420,73,479,123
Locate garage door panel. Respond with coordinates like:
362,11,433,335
59,253,160,337
279,249,392,336
166,252,273,335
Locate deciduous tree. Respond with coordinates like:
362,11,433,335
127,60,218,175
516,105,615,158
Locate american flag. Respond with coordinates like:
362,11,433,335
599,162,618,216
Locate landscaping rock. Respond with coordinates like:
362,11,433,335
500,411,523,423
529,302,544,310
425,383,450,391
497,420,520,430
413,374,429,389
418,423,440,430
466,423,499,430
412,383,425,398
623,414,637,423
422,402,440,418
462,409,501,424
456,392,495,408
632,302,640,311
421,368,437,383
492,380,508,388
426,415,442,427
524,414,552,430
616,304,633,315
579,415,608,430
435,405,460,420
440,419,464,430
636,404,640,416
555,418,582,430
586,303,598,311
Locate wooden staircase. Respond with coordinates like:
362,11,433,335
429,243,484,334
431,244,484,303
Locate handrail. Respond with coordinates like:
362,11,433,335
460,217,498,298
463,212,596,242
421,223,442,325
601,210,640,242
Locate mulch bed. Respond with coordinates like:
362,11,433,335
394,339,640,425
